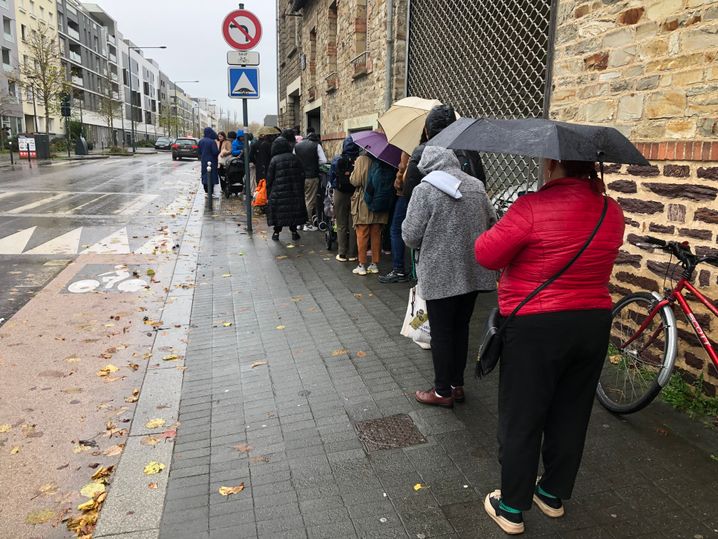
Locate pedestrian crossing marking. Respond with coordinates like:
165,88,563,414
25,227,83,255
0,227,37,254
7,193,71,214
80,228,131,255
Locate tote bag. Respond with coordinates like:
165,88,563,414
400,286,431,349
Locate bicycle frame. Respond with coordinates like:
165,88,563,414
622,277,718,371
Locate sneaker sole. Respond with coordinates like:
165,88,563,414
532,494,565,518
484,494,525,535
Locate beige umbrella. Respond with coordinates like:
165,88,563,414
378,97,443,153
257,126,281,137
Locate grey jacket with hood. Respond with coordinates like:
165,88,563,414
402,146,497,301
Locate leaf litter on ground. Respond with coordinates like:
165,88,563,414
218,484,245,496
143,461,165,475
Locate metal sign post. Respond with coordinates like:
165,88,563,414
225,2,261,233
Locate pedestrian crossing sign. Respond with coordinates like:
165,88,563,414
228,67,260,99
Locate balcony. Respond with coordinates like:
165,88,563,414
325,71,338,93
350,51,370,79
71,75,83,86
67,27,80,41
109,53,117,64
69,51,82,63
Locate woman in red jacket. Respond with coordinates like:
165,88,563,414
475,159,624,535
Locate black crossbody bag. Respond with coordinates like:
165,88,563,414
476,195,609,378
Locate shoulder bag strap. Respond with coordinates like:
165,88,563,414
499,195,609,330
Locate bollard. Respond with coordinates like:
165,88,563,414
206,161,213,211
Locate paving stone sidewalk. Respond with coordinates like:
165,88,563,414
158,202,718,539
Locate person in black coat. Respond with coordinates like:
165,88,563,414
266,137,307,242
250,134,274,181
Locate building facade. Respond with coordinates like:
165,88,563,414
278,0,718,390
1,0,23,134
14,0,60,134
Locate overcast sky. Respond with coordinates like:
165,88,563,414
98,0,278,125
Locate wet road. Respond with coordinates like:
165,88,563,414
0,154,201,323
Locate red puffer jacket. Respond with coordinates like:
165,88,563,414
475,178,624,317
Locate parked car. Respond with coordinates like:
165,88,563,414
155,137,174,150
171,138,199,160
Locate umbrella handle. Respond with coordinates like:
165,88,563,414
597,151,605,184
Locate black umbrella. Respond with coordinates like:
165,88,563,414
426,117,649,165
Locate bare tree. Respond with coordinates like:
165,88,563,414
22,23,66,135
97,85,122,146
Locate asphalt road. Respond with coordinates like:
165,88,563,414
0,153,201,323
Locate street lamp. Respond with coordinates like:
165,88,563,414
173,80,199,139
128,45,166,154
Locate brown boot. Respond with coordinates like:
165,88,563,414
452,386,465,403
415,388,454,408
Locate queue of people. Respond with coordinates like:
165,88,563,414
197,110,627,536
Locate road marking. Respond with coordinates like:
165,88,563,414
69,193,110,214
81,228,130,254
112,194,158,215
7,192,71,214
25,227,83,255
0,227,37,254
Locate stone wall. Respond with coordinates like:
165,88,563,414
552,0,718,391
285,0,408,156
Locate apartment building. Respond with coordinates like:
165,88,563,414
14,0,60,134
1,0,22,133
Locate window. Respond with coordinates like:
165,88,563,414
2,16,11,38
8,80,16,97
29,0,35,15
39,6,44,20
21,24,26,41
1,47,10,67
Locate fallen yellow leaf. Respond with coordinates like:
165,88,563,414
143,461,165,475
77,499,96,512
96,364,119,377
146,269,156,277
127,362,139,371
251,361,268,368
65,356,81,363
276,255,288,260
222,273,232,278
286,244,295,249
250,455,270,464
125,388,140,403
80,482,106,498
91,466,114,481
332,349,348,357
145,418,166,430
356,351,367,358
0,424,11,433
413,483,427,491
10,446,20,454
141,436,160,447
25,509,56,525
37,483,58,496
222,322,233,327
218,484,245,496
103,444,124,457
233,443,252,453
276,325,285,330
162,354,179,361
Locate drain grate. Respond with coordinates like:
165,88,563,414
355,414,426,452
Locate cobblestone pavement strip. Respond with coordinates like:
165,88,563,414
158,199,718,539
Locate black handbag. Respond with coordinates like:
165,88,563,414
476,195,609,378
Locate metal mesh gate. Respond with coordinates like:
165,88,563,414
407,0,555,210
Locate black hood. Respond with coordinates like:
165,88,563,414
280,128,296,141
424,105,456,140
341,136,362,160
271,137,293,157
306,133,320,142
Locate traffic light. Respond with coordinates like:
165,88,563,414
60,94,71,117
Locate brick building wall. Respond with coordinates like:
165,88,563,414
551,0,718,391
277,0,407,156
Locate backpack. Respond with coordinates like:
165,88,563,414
364,159,396,213
331,155,355,193
453,149,487,184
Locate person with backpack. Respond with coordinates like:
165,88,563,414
197,127,220,199
330,136,362,262
350,153,395,275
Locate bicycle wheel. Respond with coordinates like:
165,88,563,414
596,292,676,414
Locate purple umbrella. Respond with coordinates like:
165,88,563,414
350,131,402,168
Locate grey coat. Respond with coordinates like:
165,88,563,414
402,147,497,300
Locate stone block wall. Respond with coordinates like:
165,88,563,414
551,0,718,390
290,0,408,156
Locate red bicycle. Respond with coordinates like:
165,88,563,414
596,236,718,414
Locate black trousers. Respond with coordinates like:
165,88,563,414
498,309,611,510
273,225,297,234
426,291,479,397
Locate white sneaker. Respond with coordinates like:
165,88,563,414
348,256,358,262
352,264,367,276
212,191,220,199
367,263,379,274
335,254,348,262
304,224,318,232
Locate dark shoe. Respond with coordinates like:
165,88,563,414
415,388,453,408
452,386,465,402
272,232,280,241
291,231,301,241
533,485,564,518
378,270,409,284
484,490,524,535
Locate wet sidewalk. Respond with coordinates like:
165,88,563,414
156,201,717,539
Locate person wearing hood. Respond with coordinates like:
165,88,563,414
231,129,245,157
266,137,306,241
404,105,487,199
330,135,362,262
402,146,497,408
294,130,328,231
198,127,220,198
280,128,297,149
250,134,274,183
